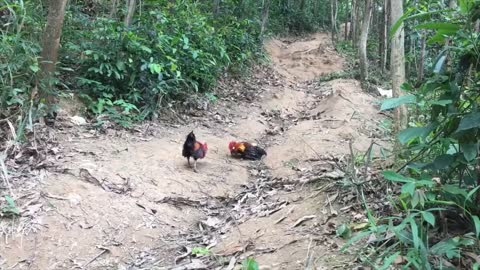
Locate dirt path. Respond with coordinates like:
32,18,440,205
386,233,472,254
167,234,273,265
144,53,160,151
0,33,387,270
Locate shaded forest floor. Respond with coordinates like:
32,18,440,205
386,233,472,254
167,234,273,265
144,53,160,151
0,33,390,269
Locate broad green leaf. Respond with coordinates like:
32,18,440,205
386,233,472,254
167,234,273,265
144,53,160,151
431,239,460,259
472,215,480,238
422,211,435,227
465,186,480,204
29,64,40,73
380,95,416,111
412,191,420,208
2,195,20,215
398,126,432,145
389,9,413,39
415,22,461,31
115,61,125,71
461,143,478,162
340,230,371,251
402,182,416,196
456,112,480,131
378,252,401,270
336,223,351,238
390,9,455,39
433,154,454,170
242,258,259,270
428,32,447,44
383,171,415,183
459,0,474,14
410,218,420,250
443,185,468,197
430,99,452,106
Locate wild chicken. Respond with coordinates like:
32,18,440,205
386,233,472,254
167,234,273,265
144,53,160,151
182,131,208,172
228,141,267,160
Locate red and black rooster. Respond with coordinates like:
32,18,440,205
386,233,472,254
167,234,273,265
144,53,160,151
182,131,208,172
228,141,267,160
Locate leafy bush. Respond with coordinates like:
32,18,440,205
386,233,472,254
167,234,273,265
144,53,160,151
59,0,262,124
345,2,480,268
0,1,44,117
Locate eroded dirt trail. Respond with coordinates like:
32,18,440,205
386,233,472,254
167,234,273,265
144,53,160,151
0,33,387,270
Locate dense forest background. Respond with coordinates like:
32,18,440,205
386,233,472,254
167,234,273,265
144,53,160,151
1,0,479,269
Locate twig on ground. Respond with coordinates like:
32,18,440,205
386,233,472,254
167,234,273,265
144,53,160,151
291,215,316,228
275,206,296,224
304,237,314,270
80,246,110,269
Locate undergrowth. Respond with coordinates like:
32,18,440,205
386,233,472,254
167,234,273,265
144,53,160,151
0,0,264,128
338,3,480,269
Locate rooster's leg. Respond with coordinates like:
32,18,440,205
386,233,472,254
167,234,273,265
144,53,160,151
187,157,191,167
193,160,198,173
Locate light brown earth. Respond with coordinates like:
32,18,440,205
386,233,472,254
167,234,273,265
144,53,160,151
0,33,388,270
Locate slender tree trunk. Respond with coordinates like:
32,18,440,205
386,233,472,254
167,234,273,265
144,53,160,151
343,1,350,41
213,0,220,14
417,31,426,82
406,34,415,79
260,0,271,40
109,0,118,18
300,0,306,12
359,0,372,86
391,0,408,131
380,0,388,71
443,0,457,71
344,17,348,40
353,0,361,47
330,0,338,44
38,0,68,106
378,1,383,64
350,0,356,40
124,0,136,27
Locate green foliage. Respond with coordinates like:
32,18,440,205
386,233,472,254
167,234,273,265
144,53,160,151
58,0,263,123
1,195,20,216
0,1,43,116
380,94,417,111
191,247,211,256
348,1,480,268
241,258,259,270
336,223,352,239
1,0,264,126
268,0,331,35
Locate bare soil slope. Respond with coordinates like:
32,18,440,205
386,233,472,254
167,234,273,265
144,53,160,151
0,33,387,270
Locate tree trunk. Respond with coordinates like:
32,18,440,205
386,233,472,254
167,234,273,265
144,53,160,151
443,0,457,71
390,0,408,131
213,0,220,14
260,0,271,40
380,0,388,71
344,16,348,40
300,0,306,12
330,0,338,44
417,31,426,83
124,0,136,27
38,0,68,106
353,0,361,47
350,0,356,40
109,0,118,18
359,0,372,86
